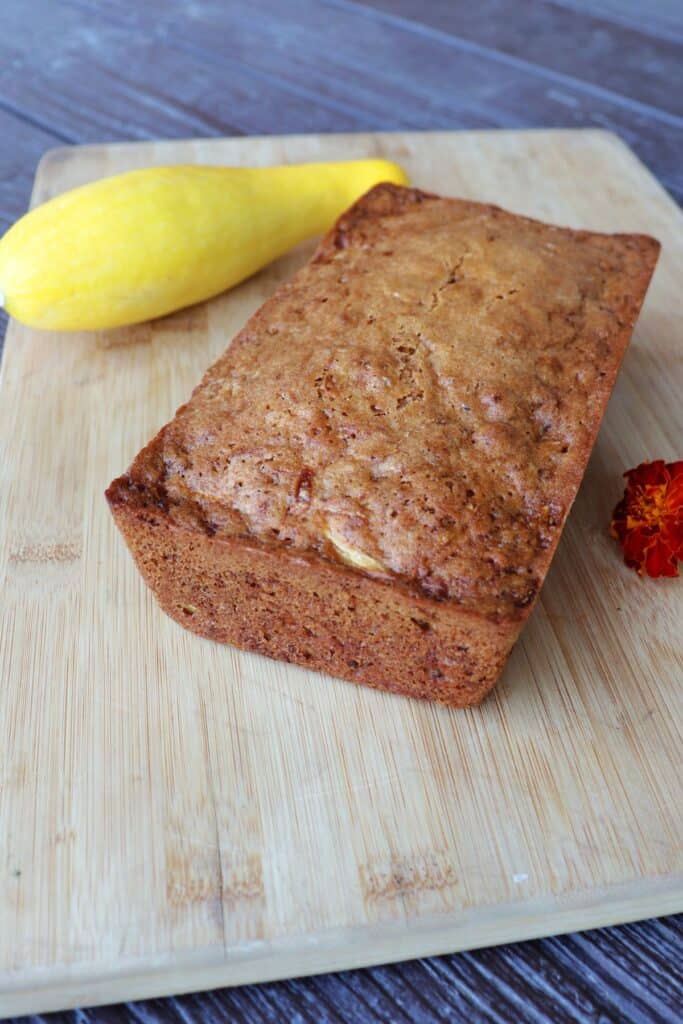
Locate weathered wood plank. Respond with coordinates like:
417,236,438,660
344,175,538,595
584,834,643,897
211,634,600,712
1,0,680,220
0,0,372,143
356,0,683,115
78,0,683,201
8,915,683,1023
554,0,683,39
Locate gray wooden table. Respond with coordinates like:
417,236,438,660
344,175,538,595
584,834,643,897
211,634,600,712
2,2,682,1021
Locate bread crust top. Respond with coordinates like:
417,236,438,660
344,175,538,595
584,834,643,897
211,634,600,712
108,184,659,619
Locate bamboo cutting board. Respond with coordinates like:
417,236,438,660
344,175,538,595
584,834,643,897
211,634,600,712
1,130,681,1016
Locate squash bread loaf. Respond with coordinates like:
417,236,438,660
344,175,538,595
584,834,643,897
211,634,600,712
107,184,659,706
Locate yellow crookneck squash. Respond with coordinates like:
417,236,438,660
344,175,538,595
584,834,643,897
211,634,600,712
0,159,408,331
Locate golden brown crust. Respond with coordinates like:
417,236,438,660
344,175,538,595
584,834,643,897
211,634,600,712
107,184,659,705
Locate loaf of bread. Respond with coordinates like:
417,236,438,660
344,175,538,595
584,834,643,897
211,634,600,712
107,184,659,705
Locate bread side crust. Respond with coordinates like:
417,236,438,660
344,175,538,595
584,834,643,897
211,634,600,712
108,478,521,706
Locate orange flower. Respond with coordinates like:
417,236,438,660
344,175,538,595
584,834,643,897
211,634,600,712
610,460,683,578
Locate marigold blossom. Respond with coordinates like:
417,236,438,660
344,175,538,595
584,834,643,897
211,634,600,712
610,460,683,578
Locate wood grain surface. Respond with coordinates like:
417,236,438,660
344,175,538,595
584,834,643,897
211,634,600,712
1,3,681,1022
1,129,681,1019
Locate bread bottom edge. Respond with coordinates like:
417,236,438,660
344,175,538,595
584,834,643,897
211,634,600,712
109,498,523,707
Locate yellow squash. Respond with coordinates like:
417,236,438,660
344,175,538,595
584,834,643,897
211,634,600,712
0,159,407,331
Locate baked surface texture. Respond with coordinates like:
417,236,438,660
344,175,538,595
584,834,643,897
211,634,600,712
107,184,659,705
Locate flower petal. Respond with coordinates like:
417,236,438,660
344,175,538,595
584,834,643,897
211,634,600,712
644,535,680,578
622,525,654,572
661,518,683,560
625,460,668,489
611,459,682,577
666,461,683,508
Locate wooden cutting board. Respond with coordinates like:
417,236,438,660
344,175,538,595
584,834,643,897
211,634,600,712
1,130,681,1016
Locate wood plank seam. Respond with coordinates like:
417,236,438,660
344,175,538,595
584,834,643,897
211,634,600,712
0,98,78,147
330,0,683,127
551,0,683,43
59,0,392,129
